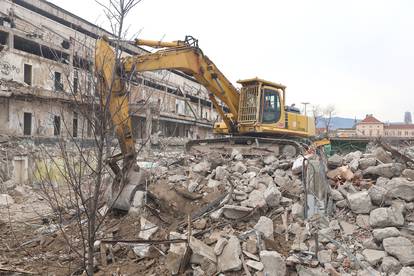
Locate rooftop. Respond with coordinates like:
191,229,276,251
385,124,414,130
359,114,382,124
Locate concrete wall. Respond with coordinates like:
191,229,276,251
0,97,87,138
0,0,221,139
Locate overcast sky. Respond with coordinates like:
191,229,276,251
49,0,414,122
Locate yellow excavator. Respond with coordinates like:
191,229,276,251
95,35,328,210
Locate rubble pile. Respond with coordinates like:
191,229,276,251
125,144,414,275
2,140,414,275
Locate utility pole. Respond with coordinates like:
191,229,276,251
301,102,310,115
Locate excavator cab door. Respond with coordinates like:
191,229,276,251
261,88,282,124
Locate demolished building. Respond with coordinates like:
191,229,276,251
0,0,219,141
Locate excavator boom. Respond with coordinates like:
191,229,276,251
123,43,240,132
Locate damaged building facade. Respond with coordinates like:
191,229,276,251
0,0,219,141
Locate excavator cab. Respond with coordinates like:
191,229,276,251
214,78,315,138
235,78,286,134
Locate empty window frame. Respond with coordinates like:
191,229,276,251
73,70,78,94
54,72,63,91
23,112,32,136
73,112,78,138
54,115,61,136
24,64,32,85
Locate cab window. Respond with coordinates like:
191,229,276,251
262,89,281,123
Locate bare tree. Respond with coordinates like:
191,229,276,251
311,104,322,128
322,105,336,133
33,1,142,275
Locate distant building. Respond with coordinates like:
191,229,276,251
355,115,384,137
355,114,414,138
384,124,414,138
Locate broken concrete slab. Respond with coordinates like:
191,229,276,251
373,147,393,164
254,216,274,240
356,214,370,229
296,265,329,276
168,174,187,183
291,202,304,220
317,249,332,264
189,236,217,265
330,189,344,201
402,168,414,180
139,217,158,240
397,266,414,276
327,166,354,181
382,177,414,201
359,157,377,170
328,154,343,168
339,220,357,235
368,185,391,206
361,249,387,266
318,227,335,243
380,256,401,275
217,235,242,272
369,207,404,228
192,160,211,175
383,236,414,265
363,163,404,179
214,238,227,256
242,190,267,208
263,183,281,207
347,190,374,214
372,227,400,241
166,232,187,274
246,259,263,271
260,250,286,276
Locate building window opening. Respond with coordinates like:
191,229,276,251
73,112,78,138
54,115,61,136
73,71,78,94
87,120,92,137
24,64,32,85
23,112,32,136
14,36,69,63
0,30,8,45
54,72,63,91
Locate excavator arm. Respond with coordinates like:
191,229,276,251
95,37,136,165
94,35,241,210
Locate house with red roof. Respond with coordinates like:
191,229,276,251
356,114,384,137
355,114,414,138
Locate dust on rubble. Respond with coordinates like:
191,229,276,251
2,140,414,275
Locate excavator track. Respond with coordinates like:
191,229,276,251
186,136,306,158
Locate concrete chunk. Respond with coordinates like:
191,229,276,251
246,260,263,271
347,191,374,214
381,256,401,275
222,204,253,219
260,250,286,276
369,207,404,228
189,236,217,264
218,235,242,272
372,227,400,241
383,236,414,265
264,184,281,207
361,249,387,265
254,216,274,240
